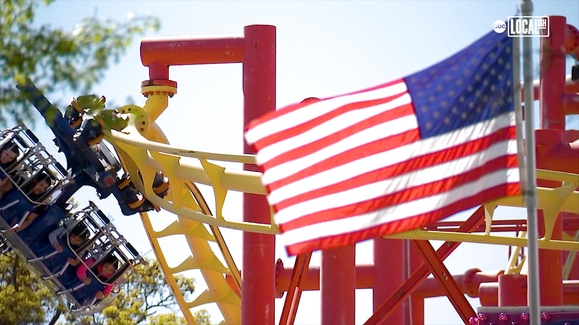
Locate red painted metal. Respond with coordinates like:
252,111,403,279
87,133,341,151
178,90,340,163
140,36,245,66
365,206,485,325
139,24,277,325
411,239,476,324
540,17,567,130
373,238,406,324
479,280,579,306
242,25,277,325
537,15,567,307
409,240,424,325
498,274,527,306
536,129,579,174
278,253,312,325
566,23,579,58
275,263,499,297
321,245,356,325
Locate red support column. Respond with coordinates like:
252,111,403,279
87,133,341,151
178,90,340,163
373,238,405,324
321,245,356,325
409,239,424,325
537,15,566,306
242,25,277,325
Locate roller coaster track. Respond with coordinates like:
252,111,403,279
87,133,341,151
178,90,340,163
104,100,578,324
106,103,280,324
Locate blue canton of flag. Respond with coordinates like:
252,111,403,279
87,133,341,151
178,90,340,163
408,30,514,139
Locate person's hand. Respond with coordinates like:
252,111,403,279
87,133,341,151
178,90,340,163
95,291,104,300
68,257,79,266
53,243,63,253
82,276,91,285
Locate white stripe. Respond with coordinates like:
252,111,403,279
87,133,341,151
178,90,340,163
274,138,517,223
262,113,417,185
256,94,412,165
279,168,520,245
268,111,516,206
245,82,408,145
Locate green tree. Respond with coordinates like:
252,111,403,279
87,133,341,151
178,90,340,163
0,251,211,324
0,0,160,127
0,251,63,324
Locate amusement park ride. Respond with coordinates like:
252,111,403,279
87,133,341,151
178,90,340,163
0,13,578,325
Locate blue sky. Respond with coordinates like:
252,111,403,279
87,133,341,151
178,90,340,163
29,1,579,324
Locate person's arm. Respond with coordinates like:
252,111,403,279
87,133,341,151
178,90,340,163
96,285,114,300
67,257,80,266
0,176,12,199
15,211,38,232
76,259,93,285
16,203,50,231
48,227,65,252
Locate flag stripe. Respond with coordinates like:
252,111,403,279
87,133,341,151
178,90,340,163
268,111,516,205
267,128,419,193
274,126,517,213
281,173,519,249
246,80,407,150
262,104,416,186
256,92,411,164
280,154,518,231
283,182,520,256
275,141,518,225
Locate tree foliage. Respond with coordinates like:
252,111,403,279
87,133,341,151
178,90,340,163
0,252,211,324
0,0,160,127
0,252,64,324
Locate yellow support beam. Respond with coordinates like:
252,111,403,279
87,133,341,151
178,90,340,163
388,229,579,251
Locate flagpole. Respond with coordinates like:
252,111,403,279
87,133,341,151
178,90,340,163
512,30,527,199
520,0,541,323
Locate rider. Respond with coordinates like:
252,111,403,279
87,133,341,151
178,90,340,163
0,140,20,199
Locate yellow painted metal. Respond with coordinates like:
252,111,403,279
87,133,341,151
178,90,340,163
141,85,176,124
563,231,579,280
108,111,242,324
388,230,579,251
491,189,578,214
483,203,496,235
537,169,579,183
155,220,216,242
200,159,228,222
139,212,199,325
541,181,577,240
106,123,276,233
504,232,527,275
185,181,242,296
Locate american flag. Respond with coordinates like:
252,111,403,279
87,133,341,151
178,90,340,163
245,30,520,256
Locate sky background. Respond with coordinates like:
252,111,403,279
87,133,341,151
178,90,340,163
27,1,579,324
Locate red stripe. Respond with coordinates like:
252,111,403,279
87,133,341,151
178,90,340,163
284,182,521,255
273,126,517,209
245,79,405,132
267,129,419,192
253,91,409,153
279,154,518,232
261,102,415,171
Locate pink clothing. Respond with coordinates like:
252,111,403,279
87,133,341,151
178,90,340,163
76,258,114,295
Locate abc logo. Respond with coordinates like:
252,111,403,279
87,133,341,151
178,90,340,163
493,20,507,33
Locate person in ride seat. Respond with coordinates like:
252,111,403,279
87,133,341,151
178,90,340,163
30,219,90,274
49,220,90,256
76,253,119,301
14,172,53,231
0,171,53,230
0,140,20,199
